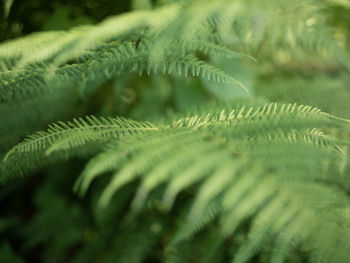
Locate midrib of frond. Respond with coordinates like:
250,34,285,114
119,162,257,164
173,103,327,128
0,54,148,77
263,129,344,150
3,124,159,162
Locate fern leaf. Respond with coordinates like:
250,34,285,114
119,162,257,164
2,101,350,263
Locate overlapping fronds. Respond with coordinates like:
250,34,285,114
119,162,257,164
0,38,250,102
1,0,350,262
1,0,348,103
2,102,350,263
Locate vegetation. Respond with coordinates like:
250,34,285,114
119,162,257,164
1,0,350,262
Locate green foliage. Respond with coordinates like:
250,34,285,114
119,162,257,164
1,0,350,262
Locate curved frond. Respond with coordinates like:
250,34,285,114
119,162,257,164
4,101,349,262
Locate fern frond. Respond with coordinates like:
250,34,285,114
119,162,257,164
0,39,248,101
2,99,350,263
3,0,344,104
5,116,157,158
1,116,157,181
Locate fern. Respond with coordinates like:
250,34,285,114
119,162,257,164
1,0,350,262
2,102,350,262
